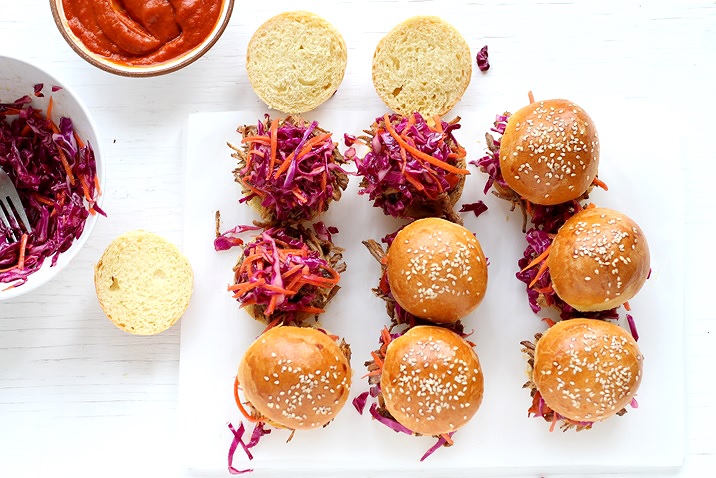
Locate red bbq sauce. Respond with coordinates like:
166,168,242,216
62,0,223,66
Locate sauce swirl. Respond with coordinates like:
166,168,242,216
62,0,222,66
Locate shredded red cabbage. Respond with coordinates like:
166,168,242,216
472,113,510,195
353,112,467,219
420,432,455,462
630,397,639,408
516,229,620,321
220,224,343,323
352,391,369,414
368,402,413,435
231,115,348,223
626,313,639,341
476,45,490,72
459,201,488,218
227,421,271,474
0,90,104,288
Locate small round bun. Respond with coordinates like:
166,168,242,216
237,326,352,430
381,326,484,436
533,318,643,422
547,207,650,311
387,218,488,323
94,230,193,335
246,11,347,114
500,99,599,205
372,16,472,116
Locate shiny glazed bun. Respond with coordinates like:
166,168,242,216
547,207,650,311
381,326,484,436
386,218,488,323
500,99,599,205
533,318,643,422
237,326,352,430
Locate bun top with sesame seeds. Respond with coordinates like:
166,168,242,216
533,318,643,422
237,326,352,431
500,99,600,205
381,326,484,436
386,218,488,324
547,207,650,312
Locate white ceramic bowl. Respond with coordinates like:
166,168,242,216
0,55,104,300
49,0,234,77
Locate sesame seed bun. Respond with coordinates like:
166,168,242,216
386,218,488,323
381,326,484,436
547,207,650,312
237,326,352,430
533,318,643,422
500,99,599,205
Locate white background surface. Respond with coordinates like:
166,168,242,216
0,1,714,477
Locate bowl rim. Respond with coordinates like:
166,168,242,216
48,0,235,78
0,54,104,301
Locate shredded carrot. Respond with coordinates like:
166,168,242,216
592,177,608,191
265,295,279,316
432,115,444,134
17,234,28,270
370,351,384,369
234,376,260,423
533,284,554,295
241,135,271,144
528,90,535,104
549,412,558,432
268,118,278,174
74,131,85,149
585,203,596,209
529,260,550,288
624,301,631,311
404,172,425,191
291,305,325,314
262,316,283,333
1,284,17,292
273,133,332,179
261,283,297,295
383,114,470,176
440,433,454,446
56,147,76,187
46,96,54,120
541,317,556,328
93,175,102,197
520,244,552,273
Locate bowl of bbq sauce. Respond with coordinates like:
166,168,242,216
50,0,234,77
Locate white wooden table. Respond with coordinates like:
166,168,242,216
1,1,714,476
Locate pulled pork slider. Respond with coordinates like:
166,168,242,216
547,207,650,312
532,318,643,423
499,99,599,205
381,325,484,436
386,218,488,323
236,326,352,430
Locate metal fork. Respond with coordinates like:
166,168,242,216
0,165,32,242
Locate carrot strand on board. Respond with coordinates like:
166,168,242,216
234,376,260,423
440,433,454,446
528,90,535,104
592,177,609,191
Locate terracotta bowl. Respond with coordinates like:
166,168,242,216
49,0,234,77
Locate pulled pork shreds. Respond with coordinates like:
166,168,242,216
349,112,469,223
476,45,490,72
0,91,104,288
215,219,345,325
230,115,349,224
520,333,632,432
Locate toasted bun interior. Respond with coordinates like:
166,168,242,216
372,16,472,116
499,99,599,205
246,11,347,114
381,326,484,436
387,218,488,323
533,318,643,422
547,207,650,311
237,326,351,430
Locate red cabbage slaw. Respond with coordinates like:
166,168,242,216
0,90,104,288
348,112,469,219
214,222,343,324
231,115,348,223
476,45,490,72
